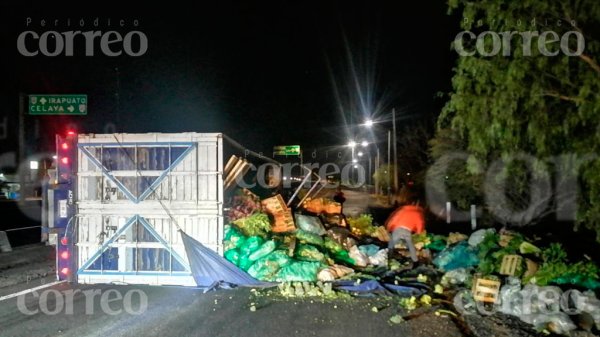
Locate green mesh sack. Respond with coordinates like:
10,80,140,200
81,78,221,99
247,258,280,281
332,250,356,266
266,250,292,267
224,227,247,251
224,249,241,266
323,237,343,254
239,236,264,256
238,254,255,271
274,261,322,282
249,240,276,261
296,229,324,246
295,244,325,262
232,213,271,238
426,239,447,252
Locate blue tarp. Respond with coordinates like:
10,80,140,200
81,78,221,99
180,230,275,291
433,241,480,271
333,280,426,297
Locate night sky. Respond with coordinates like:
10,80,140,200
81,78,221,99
0,1,458,158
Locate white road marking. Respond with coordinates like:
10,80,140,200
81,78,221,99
0,280,67,302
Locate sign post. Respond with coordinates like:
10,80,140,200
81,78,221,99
28,95,88,115
273,145,301,156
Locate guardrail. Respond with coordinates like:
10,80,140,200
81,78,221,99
0,226,43,252
3,226,42,232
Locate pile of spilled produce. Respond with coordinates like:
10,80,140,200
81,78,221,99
222,188,600,336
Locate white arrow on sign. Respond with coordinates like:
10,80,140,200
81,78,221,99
67,105,74,112
40,98,47,105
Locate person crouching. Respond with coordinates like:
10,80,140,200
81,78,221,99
385,201,425,262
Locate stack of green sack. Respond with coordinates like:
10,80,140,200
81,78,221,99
223,212,358,282
224,225,325,282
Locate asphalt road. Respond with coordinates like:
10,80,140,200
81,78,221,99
0,244,55,296
316,186,373,218
0,282,465,337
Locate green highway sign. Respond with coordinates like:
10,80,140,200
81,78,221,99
273,145,301,156
29,94,87,115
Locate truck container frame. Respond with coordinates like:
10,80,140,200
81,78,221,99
52,132,224,286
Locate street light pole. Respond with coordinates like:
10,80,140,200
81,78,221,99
387,130,391,201
392,108,398,193
18,93,25,201
368,154,372,189
348,141,356,185
359,141,371,190
375,146,380,194
362,118,390,196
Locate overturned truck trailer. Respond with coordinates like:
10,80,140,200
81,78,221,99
49,132,251,286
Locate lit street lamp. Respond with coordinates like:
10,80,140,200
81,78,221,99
348,140,357,161
363,108,398,197
349,140,371,186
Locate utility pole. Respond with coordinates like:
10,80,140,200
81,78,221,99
387,130,391,202
115,67,121,130
375,146,380,194
18,93,25,201
392,108,398,194
365,151,372,190
351,146,355,184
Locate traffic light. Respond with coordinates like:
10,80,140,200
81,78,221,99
56,131,77,184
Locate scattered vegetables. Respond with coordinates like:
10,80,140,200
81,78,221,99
224,189,600,337
419,294,432,306
233,213,271,238
389,314,405,324
228,189,262,221
525,243,600,286
519,241,541,255
399,296,418,311
412,232,432,247
347,214,376,236
276,282,342,298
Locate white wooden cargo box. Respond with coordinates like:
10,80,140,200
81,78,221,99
74,133,224,286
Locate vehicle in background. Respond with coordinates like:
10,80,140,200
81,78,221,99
0,181,20,200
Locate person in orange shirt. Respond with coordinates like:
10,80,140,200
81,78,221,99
385,201,425,262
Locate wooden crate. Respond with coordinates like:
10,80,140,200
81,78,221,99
272,210,296,233
499,254,522,276
302,198,342,215
261,194,287,214
261,195,296,233
372,226,390,242
472,277,501,303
